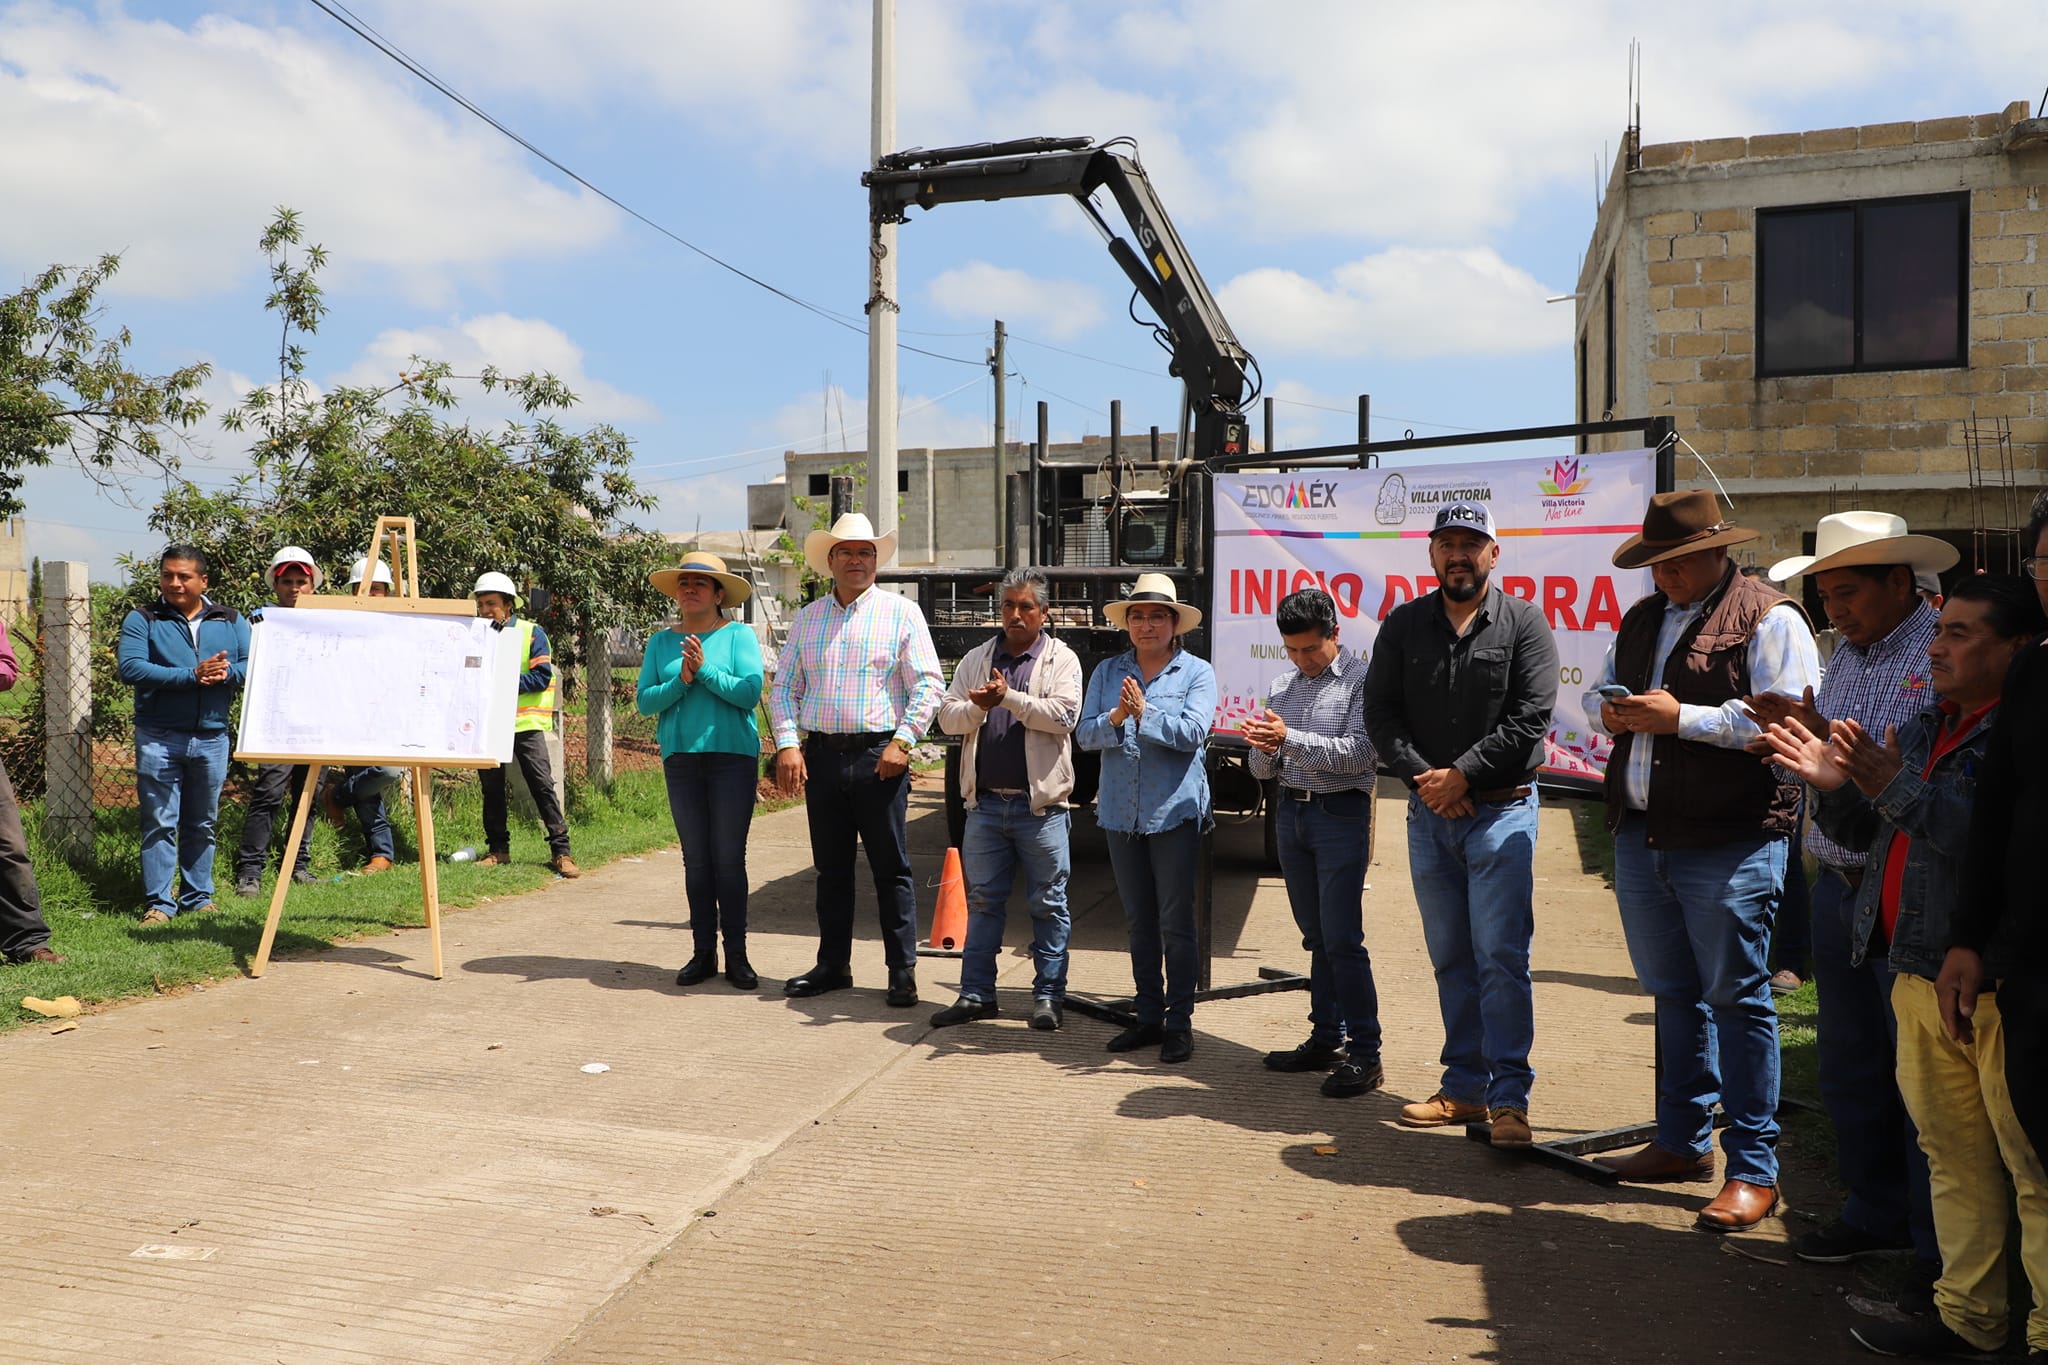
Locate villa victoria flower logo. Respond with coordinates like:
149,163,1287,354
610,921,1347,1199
1538,457,1589,497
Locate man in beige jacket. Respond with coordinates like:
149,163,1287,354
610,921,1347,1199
930,567,1083,1031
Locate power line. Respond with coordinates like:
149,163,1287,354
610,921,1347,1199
1267,393,1481,434
302,0,980,369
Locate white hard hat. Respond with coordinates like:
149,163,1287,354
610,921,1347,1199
266,545,324,591
348,557,395,587
472,571,522,605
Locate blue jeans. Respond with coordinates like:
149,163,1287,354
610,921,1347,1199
1103,819,1202,1029
1613,818,1784,1187
664,751,757,956
333,766,402,862
1277,791,1382,1059
1813,867,1938,1257
1407,790,1538,1111
959,796,1071,1003
136,725,231,915
803,739,918,969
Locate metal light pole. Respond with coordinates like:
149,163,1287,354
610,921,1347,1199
865,0,898,537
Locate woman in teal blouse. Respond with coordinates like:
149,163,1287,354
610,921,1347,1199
638,554,765,989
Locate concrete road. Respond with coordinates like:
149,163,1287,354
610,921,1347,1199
0,782,1869,1363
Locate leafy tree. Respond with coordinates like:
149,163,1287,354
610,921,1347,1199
0,256,212,521
140,211,673,681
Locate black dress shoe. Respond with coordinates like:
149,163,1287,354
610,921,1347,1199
929,996,996,1027
724,957,759,990
886,967,918,1008
1321,1054,1385,1097
1029,998,1062,1031
784,965,853,998
1159,1029,1193,1064
674,952,717,987
1264,1038,1343,1073
1105,1022,1165,1053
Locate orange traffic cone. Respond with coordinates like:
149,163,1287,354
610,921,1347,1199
928,847,968,951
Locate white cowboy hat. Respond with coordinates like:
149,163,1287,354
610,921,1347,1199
649,551,752,606
804,512,898,576
1767,511,1960,582
1104,572,1202,633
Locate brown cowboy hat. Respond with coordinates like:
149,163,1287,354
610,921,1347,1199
1611,491,1760,570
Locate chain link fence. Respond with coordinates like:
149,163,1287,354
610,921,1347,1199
4,563,671,869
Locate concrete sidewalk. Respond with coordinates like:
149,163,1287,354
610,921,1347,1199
0,785,1867,1363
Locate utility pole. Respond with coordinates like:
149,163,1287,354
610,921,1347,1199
865,0,899,537
990,318,1006,562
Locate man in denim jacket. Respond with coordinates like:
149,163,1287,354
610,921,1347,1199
1766,574,2048,1361
117,546,250,923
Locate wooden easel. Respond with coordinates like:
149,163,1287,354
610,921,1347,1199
245,516,497,980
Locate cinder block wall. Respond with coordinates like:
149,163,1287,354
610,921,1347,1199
1579,101,2047,564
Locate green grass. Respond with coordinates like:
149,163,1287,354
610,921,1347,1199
2,764,684,1031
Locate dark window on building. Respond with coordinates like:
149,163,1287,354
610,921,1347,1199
807,473,830,496
1576,339,1588,453
1602,266,1617,418
1056,469,1084,501
897,470,911,492
1757,193,1966,377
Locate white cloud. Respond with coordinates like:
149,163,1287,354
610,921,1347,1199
927,262,1103,341
332,316,657,426
1218,246,1568,359
0,7,615,297
1261,380,1341,451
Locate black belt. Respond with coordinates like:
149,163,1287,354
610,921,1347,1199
805,731,894,752
1826,864,1865,891
1473,785,1533,803
1280,786,1368,803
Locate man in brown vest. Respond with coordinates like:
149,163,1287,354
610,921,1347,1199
1581,491,1820,1232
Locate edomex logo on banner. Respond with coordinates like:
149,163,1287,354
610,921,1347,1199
1213,448,1658,781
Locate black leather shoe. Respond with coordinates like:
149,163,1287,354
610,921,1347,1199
929,996,996,1028
724,957,759,990
1264,1038,1343,1072
784,964,853,997
1321,1054,1385,1097
886,967,918,1008
1029,999,1062,1031
1159,1029,1194,1064
674,952,717,987
1106,1022,1165,1053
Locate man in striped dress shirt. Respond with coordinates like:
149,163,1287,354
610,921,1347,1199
1758,512,1957,1284
1245,588,1385,1099
770,512,945,1008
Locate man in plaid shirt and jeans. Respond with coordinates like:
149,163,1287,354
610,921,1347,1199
1245,587,1384,1099
771,512,944,1009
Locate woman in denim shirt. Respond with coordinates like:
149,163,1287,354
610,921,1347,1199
638,555,766,991
1076,575,1218,1064
1765,575,2047,1361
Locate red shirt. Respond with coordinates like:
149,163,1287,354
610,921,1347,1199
1876,699,1998,943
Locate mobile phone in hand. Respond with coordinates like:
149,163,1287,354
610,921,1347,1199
1594,683,1632,699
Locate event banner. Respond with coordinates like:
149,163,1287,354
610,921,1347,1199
1211,448,1658,781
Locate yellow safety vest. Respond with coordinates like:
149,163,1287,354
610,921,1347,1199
513,617,557,733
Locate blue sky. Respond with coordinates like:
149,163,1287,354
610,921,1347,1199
4,0,2042,576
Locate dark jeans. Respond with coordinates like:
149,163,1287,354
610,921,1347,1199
481,730,571,858
1813,866,1938,1259
0,758,53,960
1770,802,1812,977
802,740,917,970
2005,970,2048,1168
1276,791,1382,1059
664,751,757,956
330,766,400,862
1104,820,1203,1030
236,762,314,880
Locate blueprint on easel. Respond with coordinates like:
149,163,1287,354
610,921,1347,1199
237,606,518,764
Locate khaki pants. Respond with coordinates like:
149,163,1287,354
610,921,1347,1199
1893,972,2048,1353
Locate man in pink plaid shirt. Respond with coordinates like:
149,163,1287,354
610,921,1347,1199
770,512,943,1007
